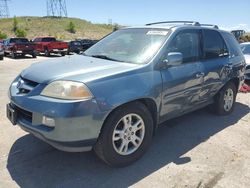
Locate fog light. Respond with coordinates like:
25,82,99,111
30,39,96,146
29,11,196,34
42,116,55,127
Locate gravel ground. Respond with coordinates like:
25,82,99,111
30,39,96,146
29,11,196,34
0,56,250,188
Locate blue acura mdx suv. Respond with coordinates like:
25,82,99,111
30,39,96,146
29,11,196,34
7,21,246,167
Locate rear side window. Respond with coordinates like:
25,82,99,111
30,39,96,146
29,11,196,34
41,38,56,42
222,33,242,57
202,30,228,60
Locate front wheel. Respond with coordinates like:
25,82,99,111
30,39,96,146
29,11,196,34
0,55,3,60
212,82,237,115
94,102,154,167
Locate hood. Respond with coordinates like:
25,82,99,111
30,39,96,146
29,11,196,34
244,54,250,65
21,55,140,84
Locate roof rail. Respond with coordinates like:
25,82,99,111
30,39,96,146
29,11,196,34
145,21,200,26
200,24,219,29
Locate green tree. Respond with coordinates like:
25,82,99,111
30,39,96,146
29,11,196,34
66,21,76,33
15,28,27,37
12,16,18,32
0,30,7,39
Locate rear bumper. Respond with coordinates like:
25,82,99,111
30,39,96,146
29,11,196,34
15,50,35,54
50,49,68,54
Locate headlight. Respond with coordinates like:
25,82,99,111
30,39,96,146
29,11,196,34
41,81,93,100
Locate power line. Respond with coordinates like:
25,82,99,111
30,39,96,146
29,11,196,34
47,0,67,17
0,0,10,18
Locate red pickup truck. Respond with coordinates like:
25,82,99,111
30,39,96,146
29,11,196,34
33,37,68,56
3,38,36,59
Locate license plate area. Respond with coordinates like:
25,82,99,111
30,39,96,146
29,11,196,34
6,104,17,125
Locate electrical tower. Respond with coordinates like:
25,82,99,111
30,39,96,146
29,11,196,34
47,0,67,17
0,0,10,18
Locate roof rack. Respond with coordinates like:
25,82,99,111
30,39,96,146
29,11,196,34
145,21,200,26
200,24,219,29
145,21,219,29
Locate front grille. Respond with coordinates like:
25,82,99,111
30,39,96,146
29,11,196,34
14,105,32,122
17,77,39,94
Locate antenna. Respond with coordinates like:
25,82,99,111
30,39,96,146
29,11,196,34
47,0,67,17
0,0,10,18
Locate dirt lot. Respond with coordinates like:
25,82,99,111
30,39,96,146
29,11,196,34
0,56,250,188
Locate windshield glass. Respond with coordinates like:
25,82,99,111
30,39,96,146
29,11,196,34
84,28,169,64
10,38,29,43
240,44,250,54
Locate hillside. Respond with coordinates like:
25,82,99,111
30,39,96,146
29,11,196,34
0,16,114,40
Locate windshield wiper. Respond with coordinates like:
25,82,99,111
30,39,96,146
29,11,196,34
90,54,123,62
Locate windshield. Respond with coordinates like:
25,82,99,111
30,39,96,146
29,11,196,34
84,28,169,64
10,38,29,43
240,44,250,55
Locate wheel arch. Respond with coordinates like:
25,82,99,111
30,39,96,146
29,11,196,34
99,98,159,138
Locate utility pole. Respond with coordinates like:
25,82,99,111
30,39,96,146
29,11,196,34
0,0,10,18
47,0,67,17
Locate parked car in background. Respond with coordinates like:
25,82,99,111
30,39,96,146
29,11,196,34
3,38,36,59
240,42,250,81
79,39,99,51
33,37,68,57
7,21,246,167
68,40,83,54
0,40,4,60
231,30,245,41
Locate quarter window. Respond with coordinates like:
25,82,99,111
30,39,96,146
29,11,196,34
203,30,228,60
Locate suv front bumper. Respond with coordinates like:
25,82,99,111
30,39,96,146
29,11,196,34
7,78,109,152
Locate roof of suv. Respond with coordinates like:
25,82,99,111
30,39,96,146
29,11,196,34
125,21,228,32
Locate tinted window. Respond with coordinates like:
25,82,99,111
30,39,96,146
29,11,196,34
222,33,242,57
203,30,228,60
10,38,29,43
33,38,41,42
164,30,200,63
42,37,56,42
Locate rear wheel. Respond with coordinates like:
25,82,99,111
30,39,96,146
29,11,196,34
94,102,154,167
11,51,16,59
61,52,65,56
211,82,237,115
0,55,3,60
44,48,50,57
32,53,37,58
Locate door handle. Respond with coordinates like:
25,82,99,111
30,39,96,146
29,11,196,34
196,72,205,78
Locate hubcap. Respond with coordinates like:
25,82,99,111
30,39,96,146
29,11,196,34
223,88,234,111
112,113,145,155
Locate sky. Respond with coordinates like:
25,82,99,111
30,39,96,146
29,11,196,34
6,0,250,31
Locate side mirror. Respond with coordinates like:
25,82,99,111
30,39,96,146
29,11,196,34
163,52,183,67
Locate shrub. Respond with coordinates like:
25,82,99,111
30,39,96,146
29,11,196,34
15,28,27,37
66,21,76,33
0,30,7,39
12,16,18,32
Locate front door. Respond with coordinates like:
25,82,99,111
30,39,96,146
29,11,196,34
159,29,203,120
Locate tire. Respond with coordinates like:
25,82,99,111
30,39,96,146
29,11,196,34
44,48,50,57
61,52,65,56
0,55,3,60
32,53,37,58
211,82,237,115
94,102,154,167
11,51,16,59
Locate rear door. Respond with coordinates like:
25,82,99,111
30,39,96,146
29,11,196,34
199,29,230,102
159,29,204,120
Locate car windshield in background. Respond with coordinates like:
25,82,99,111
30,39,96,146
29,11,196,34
240,44,250,55
84,28,169,64
42,37,56,42
10,38,29,43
